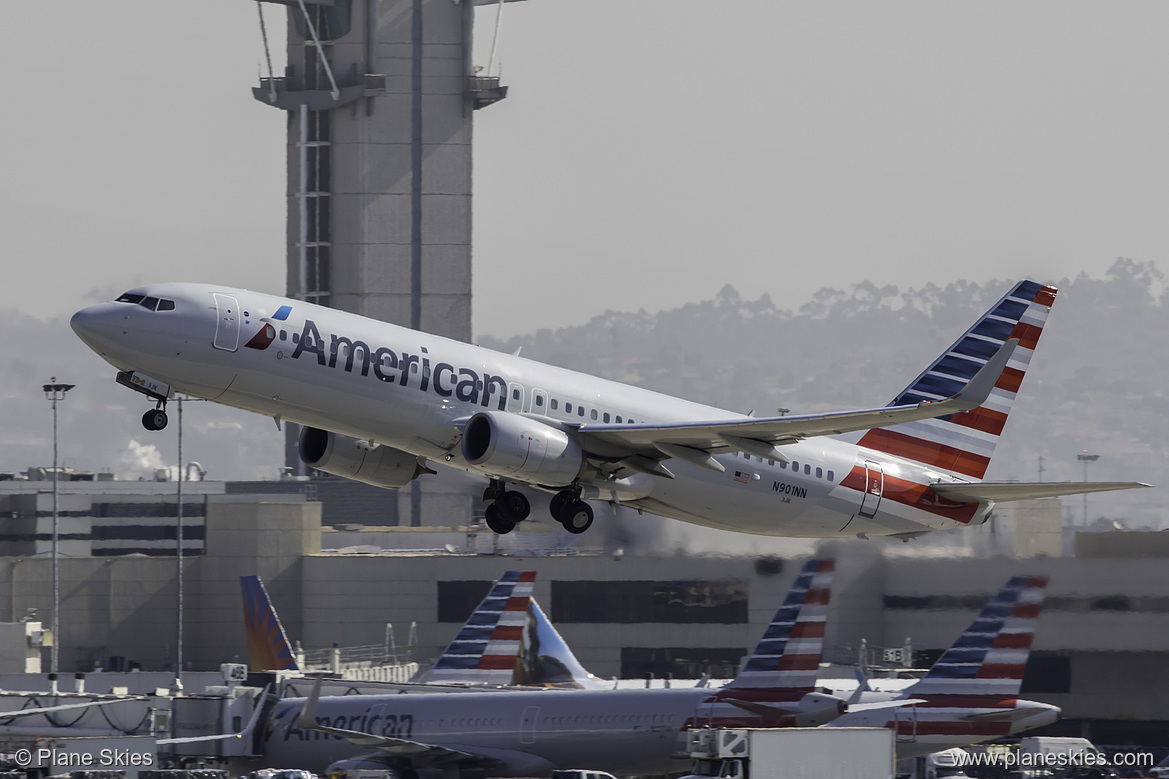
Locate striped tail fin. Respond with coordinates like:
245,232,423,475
427,570,536,685
857,280,1058,480
908,575,1048,697
240,575,299,672
724,558,835,692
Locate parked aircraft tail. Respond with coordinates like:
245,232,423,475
241,574,299,672
907,574,1048,697
426,570,536,685
857,280,1057,480
724,557,835,692
692,558,844,728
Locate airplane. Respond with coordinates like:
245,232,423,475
823,574,1059,758
244,571,602,689
249,559,846,776
242,575,300,673
70,280,1148,539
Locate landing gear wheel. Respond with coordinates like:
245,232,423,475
497,490,531,522
561,500,593,534
549,490,574,522
142,409,169,431
485,504,516,535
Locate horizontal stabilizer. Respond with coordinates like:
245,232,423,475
845,698,926,714
932,481,1152,503
962,705,1053,722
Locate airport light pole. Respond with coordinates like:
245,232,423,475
43,378,74,674
175,397,184,692
1077,451,1099,526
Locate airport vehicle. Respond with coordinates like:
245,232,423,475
824,575,1059,758
677,726,896,779
1017,737,1115,779
70,280,1148,539
251,559,849,776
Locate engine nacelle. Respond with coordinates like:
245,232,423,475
793,692,849,726
299,427,426,489
460,411,584,487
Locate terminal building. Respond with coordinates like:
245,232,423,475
0,471,1165,746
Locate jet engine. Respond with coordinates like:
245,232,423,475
299,427,427,489
793,692,849,726
460,411,584,487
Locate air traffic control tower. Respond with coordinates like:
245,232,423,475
252,0,516,523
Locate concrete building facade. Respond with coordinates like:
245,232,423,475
0,489,1165,744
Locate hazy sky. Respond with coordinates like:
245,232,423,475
4,1,1168,338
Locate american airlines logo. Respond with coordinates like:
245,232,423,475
282,318,513,410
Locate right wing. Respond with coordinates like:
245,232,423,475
574,340,1019,477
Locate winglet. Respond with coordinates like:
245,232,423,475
297,676,323,732
946,338,1018,411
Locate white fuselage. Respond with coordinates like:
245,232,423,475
71,283,992,538
260,688,704,775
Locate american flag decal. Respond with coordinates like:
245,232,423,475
734,471,751,484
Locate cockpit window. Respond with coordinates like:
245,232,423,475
114,292,176,312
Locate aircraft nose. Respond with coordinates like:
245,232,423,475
70,303,125,352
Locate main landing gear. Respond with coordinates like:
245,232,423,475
483,480,531,535
141,402,168,431
481,481,594,535
550,488,593,534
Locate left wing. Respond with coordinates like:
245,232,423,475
575,339,1017,476
932,481,1152,503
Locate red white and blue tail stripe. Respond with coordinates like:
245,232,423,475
724,558,835,692
427,570,536,685
907,575,1048,697
857,281,1057,479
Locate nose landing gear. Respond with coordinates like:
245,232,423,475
141,405,169,431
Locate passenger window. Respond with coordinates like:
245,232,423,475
603,412,610,423
292,333,300,344
804,464,811,475
816,467,823,479
792,461,799,472
591,409,598,420
768,459,774,466
578,406,585,417
512,388,520,401
535,395,544,407
827,470,835,482
279,330,287,341
565,403,573,413
616,416,622,423
780,461,787,469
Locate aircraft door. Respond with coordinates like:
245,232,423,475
507,382,525,413
212,294,240,352
519,705,540,745
531,389,548,416
859,460,884,518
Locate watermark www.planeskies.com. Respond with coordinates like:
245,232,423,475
957,748,1156,771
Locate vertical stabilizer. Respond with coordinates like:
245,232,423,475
240,575,299,672
724,558,835,692
857,281,1057,479
427,570,536,685
907,575,1048,697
